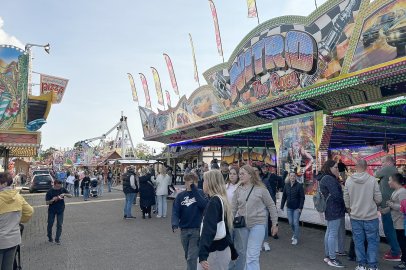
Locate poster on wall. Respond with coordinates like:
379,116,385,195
350,0,406,72
272,112,321,194
222,147,276,167
0,46,28,130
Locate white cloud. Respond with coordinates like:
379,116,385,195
0,17,24,49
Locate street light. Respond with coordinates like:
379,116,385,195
25,43,51,95
25,43,51,54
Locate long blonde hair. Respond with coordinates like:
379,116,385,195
240,165,266,188
203,170,233,230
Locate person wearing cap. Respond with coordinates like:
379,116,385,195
122,166,138,219
45,178,72,245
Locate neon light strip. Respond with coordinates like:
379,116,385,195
332,96,405,116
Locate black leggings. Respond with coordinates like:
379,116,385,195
0,246,17,270
396,230,406,263
141,206,151,216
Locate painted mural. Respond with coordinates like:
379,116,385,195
331,143,406,175
350,0,406,71
222,147,277,166
140,85,225,137
208,0,361,108
0,46,28,130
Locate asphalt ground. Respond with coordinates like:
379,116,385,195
19,189,395,270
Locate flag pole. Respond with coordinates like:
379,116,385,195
255,1,260,25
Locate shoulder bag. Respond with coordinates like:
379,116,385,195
233,185,254,228
200,195,227,240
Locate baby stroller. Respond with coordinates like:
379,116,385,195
90,178,98,198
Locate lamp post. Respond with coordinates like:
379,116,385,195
25,43,50,95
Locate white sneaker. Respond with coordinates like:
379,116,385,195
324,257,330,263
291,236,294,241
156,215,162,218
291,238,298,245
263,242,270,251
355,265,366,270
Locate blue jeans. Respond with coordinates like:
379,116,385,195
287,208,301,240
156,195,168,217
336,216,346,253
382,212,401,256
124,192,136,217
324,218,341,260
74,186,79,197
351,218,380,268
107,180,112,192
229,228,247,270
47,210,64,241
83,187,90,200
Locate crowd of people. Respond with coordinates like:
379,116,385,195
1,155,406,270
166,156,405,270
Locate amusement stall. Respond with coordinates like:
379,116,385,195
137,0,406,225
0,45,67,173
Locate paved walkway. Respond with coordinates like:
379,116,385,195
20,190,395,270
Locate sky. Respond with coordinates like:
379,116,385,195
0,0,327,152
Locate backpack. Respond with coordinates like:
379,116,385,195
313,177,330,213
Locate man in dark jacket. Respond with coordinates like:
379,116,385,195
122,166,138,219
280,172,305,245
172,173,208,270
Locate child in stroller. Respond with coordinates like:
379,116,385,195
90,177,98,197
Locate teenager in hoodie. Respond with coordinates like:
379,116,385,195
0,172,34,270
344,159,382,270
172,173,208,270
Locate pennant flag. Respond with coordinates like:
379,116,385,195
189,33,200,85
139,73,152,109
150,67,164,106
247,0,258,18
208,0,224,59
163,53,179,96
165,90,171,107
127,73,138,102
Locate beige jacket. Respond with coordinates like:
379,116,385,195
389,188,406,230
232,184,278,228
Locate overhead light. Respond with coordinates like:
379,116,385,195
44,43,50,54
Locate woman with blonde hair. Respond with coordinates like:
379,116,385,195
232,165,278,270
199,170,237,270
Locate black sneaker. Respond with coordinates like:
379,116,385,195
327,259,345,268
394,262,406,269
55,240,61,245
123,215,127,219
48,238,53,243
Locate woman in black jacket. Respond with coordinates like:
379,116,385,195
198,170,237,270
280,172,305,245
139,168,155,219
319,160,346,268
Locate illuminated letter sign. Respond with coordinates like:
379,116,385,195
255,100,316,120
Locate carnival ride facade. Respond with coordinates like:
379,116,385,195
138,0,406,226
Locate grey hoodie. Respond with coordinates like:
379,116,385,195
344,172,382,221
375,165,398,208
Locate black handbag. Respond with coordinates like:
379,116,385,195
233,185,254,228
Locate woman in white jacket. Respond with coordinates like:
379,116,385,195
154,167,171,218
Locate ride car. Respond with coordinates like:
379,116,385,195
29,174,53,193
362,11,397,47
385,17,406,56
